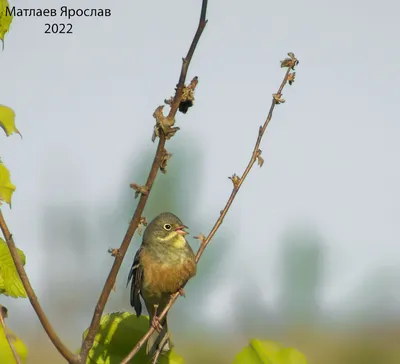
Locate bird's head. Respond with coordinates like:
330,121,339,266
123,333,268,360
143,212,189,249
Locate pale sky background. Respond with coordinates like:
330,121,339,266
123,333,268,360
1,0,400,350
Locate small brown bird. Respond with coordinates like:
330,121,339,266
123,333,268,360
127,212,197,357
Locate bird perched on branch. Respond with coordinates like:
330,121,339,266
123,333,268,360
127,212,197,358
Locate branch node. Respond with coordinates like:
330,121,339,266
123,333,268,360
288,72,296,85
272,93,285,104
138,216,148,236
178,287,186,297
160,148,173,174
280,52,299,70
179,76,199,114
256,149,264,167
165,76,199,114
194,233,206,244
108,248,120,257
228,173,241,188
152,105,178,141
130,183,150,198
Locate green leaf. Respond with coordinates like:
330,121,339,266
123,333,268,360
0,325,28,363
233,339,308,364
0,0,12,49
233,345,265,364
0,163,16,206
80,312,184,363
0,105,21,137
0,239,27,298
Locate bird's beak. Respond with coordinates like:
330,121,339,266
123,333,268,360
175,225,189,236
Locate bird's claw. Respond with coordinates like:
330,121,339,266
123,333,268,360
151,316,163,333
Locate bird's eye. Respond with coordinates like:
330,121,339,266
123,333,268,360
163,224,172,230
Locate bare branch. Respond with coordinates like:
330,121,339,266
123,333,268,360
79,1,209,362
0,305,22,364
167,0,208,118
0,211,78,363
121,52,299,362
195,58,297,260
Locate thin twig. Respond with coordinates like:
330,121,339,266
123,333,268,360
167,0,208,118
194,65,293,260
79,1,208,362
0,211,78,363
151,332,171,364
0,305,22,364
122,56,297,362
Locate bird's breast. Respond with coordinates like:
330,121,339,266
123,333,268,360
140,250,196,297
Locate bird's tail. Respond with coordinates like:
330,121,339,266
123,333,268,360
146,316,171,358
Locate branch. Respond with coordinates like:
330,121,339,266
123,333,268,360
195,55,298,260
0,305,22,364
167,0,208,118
0,211,78,363
78,1,208,362
121,52,299,362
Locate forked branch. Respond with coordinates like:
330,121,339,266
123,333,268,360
121,52,299,363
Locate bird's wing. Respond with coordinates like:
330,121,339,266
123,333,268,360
127,248,143,317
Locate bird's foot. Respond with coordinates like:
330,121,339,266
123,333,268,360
151,316,163,333
151,304,163,332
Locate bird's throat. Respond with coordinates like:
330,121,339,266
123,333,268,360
156,232,187,249
170,234,187,249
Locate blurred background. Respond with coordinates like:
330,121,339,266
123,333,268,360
1,0,400,363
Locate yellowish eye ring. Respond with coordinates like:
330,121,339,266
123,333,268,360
163,224,172,230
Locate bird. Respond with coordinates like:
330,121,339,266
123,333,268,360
127,212,197,358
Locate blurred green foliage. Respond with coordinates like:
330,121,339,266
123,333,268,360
233,339,307,364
